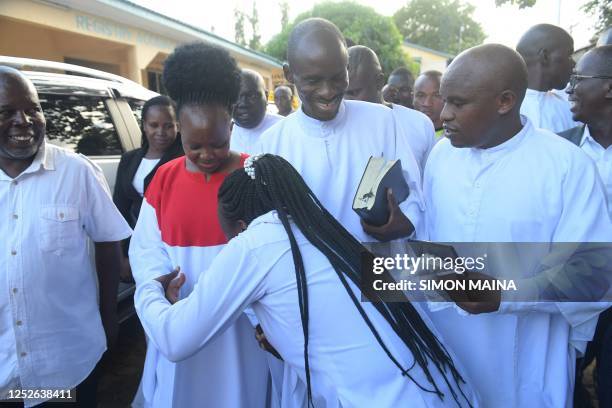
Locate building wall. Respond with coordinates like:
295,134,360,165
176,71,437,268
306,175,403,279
0,0,281,91
402,45,450,74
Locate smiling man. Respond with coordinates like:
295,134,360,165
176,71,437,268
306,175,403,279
516,24,579,132
259,18,425,242
560,45,612,407
230,69,281,154
0,66,131,407
424,44,612,407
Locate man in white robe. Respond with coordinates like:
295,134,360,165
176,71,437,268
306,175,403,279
257,18,428,407
259,19,425,242
231,69,282,154
517,24,579,133
560,45,612,407
424,44,612,407
345,45,435,176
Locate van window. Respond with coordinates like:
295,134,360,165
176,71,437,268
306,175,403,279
39,94,123,156
127,98,145,126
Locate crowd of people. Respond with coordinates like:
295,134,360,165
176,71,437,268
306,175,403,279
1,15,612,408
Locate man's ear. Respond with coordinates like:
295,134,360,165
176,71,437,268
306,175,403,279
497,89,517,115
283,63,294,84
376,72,385,91
537,48,550,66
237,220,248,232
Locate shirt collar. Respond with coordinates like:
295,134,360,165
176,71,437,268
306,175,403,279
472,115,531,159
27,140,55,173
0,140,54,181
295,100,347,136
580,125,593,147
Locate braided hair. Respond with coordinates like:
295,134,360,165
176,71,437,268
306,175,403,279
218,154,472,408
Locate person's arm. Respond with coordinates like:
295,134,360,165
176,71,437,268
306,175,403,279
79,157,132,347
95,241,122,348
135,234,268,362
128,194,174,284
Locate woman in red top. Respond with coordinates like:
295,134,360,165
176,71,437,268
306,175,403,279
129,43,270,408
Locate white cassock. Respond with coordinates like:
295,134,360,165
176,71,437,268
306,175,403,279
135,211,480,408
259,100,426,241
231,112,283,154
424,117,612,407
390,103,436,176
578,125,612,218
520,88,579,133
258,100,427,407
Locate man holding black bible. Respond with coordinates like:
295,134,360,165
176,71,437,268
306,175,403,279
258,18,424,242
423,44,612,407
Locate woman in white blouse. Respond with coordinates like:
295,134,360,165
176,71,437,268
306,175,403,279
136,154,479,408
113,95,182,281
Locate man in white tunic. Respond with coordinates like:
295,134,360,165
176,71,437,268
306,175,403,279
424,44,612,407
231,69,282,154
259,18,425,242
517,24,579,133
560,45,612,407
345,45,436,176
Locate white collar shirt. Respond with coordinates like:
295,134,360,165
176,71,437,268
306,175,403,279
230,112,283,154
579,125,612,218
0,142,131,406
423,117,612,407
258,100,426,241
520,88,579,133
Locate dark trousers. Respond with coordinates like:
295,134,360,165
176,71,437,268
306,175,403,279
1,362,101,408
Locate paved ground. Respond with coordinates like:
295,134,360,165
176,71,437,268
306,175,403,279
97,315,146,408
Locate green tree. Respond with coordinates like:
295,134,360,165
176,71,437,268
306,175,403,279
393,0,486,55
583,0,611,32
248,1,262,50
264,1,411,76
280,1,289,30
234,9,246,46
494,0,536,8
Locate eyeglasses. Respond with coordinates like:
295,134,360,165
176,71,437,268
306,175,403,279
568,74,612,89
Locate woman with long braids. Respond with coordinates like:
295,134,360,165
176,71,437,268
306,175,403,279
136,154,479,407
129,43,270,407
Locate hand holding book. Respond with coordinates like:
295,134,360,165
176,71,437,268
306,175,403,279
360,188,414,241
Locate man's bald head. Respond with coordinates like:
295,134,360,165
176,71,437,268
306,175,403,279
287,18,346,64
516,24,574,90
0,66,46,168
346,45,384,103
274,85,293,116
447,44,528,102
597,27,612,46
440,44,527,148
283,18,349,121
233,69,268,128
241,69,265,89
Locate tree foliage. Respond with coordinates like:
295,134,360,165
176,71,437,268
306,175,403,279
494,0,536,8
279,1,289,30
393,0,486,55
264,1,411,75
583,0,612,32
234,9,246,46
248,1,262,50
